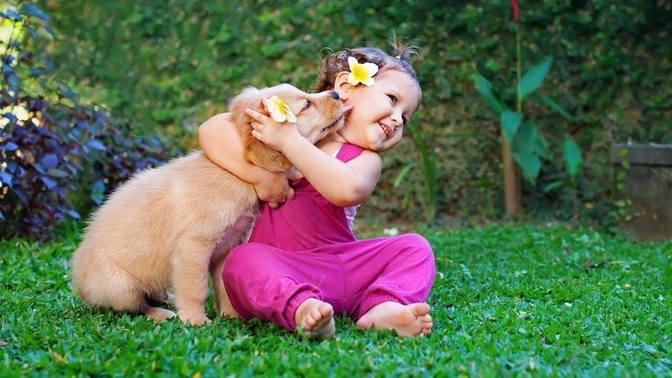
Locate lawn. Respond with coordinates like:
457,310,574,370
1,224,670,376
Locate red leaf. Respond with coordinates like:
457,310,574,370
511,0,520,22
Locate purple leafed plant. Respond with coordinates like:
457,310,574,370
1,4,170,239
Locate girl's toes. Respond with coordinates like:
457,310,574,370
294,298,335,339
311,308,323,324
319,304,333,318
421,322,433,335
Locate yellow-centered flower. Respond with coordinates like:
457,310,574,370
264,95,296,123
347,57,378,86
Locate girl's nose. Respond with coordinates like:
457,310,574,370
391,111,403,126
330,91,340,100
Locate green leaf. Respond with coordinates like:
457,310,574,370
47,169,68,178
474,73,505,114
20,4,49,20
518,57,553,99
512,122,539,156
500,111,523,143
3,9,22,21
543,181,564,193
536,132,551,159
538,95,572,120
563,138,583,178
393,163,414,188
513,152,541,183
90,180,106,205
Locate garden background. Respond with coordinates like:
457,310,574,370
2,0,671,237
1,1,672,376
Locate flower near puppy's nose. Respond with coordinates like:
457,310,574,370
263,96,297,123
347,57,378,86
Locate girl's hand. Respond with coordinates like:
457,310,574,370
254,170,295,208
246,107,301,153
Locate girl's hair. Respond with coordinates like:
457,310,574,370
315,42,421,92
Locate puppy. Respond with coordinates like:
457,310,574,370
71,84,345,325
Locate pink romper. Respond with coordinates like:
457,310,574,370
222,143,435,330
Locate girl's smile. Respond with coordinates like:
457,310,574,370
379,123,392,139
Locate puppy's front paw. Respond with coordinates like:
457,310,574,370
178,310,212,326
215,295,240,319
217,305,240,319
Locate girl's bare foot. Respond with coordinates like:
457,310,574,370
356,302,432,338
294,298,335,339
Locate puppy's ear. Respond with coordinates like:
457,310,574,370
246,143,293,173
229,87,293,173
229,87,263,126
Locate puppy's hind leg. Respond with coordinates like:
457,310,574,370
76,260,176,323
106,275,177,323
143,291,177,322
163,290,177,306
144,306,177,323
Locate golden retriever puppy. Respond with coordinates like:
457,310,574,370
71,84,345,325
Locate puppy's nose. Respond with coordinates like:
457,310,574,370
330,91,340,100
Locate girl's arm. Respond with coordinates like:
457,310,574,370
198,113,293,204
246,109,382,207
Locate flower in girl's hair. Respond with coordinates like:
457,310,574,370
347,57,378,86
263,95,297,123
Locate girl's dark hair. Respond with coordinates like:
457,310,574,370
315,41,421,92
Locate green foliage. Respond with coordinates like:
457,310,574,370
33,0,672,224
518,56,553,100
474,73,505,114
2,225,671,375
500,111,523,143
407,124,438,223
0,3,173,239
562,138,582,179
477,47,580,184
513,151,541,184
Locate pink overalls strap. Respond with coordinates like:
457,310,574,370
336,143,365,163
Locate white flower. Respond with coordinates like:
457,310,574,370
383,227,399,236
347,57,378,86
263,96,296,123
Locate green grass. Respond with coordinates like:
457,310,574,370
1,225,671,376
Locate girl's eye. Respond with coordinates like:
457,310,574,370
304,101,312,110
387,94,397,105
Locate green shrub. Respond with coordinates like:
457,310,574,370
0,4,174,239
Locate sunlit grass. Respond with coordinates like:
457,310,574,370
1,224,670,376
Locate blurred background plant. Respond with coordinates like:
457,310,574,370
474,0,583,218
1,0,671,239
0,3,172,239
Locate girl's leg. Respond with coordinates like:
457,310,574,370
339,233,436,337
222,243,340,337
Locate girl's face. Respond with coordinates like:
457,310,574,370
337,69,421,152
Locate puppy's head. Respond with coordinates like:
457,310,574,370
229,83,345,172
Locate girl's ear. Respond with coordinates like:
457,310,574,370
334,71,354,101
